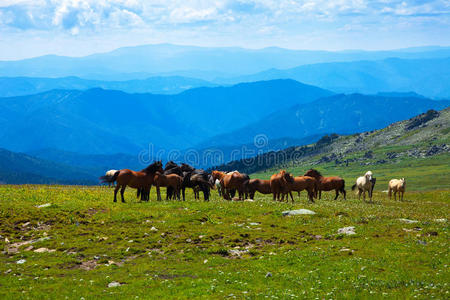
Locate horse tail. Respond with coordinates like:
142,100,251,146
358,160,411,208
351,183,357,191
99,170,120,184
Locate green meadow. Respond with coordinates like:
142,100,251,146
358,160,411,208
1,154,449,299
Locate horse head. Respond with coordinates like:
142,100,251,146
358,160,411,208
304,169,322,179
365,171,373,181
280,170,294,183
143,161,163,174
181,163,195,172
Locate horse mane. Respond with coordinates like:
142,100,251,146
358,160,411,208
165,161,179,170
142,161,163,174
305,169,322,178
181,163,195,172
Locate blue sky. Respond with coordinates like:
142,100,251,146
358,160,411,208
0,0,449,60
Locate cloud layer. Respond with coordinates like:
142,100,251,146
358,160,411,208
0,1,449,59
1,0,448,33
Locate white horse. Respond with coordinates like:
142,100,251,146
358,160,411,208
351,171,373,202
100,169,119,187
388,178,406,201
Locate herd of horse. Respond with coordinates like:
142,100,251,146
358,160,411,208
100,161,406,203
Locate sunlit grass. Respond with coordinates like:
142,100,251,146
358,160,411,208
0,183,448,299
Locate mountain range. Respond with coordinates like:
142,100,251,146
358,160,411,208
1,44,450,80
219,57,450,98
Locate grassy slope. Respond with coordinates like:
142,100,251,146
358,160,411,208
0,186,448,299
251,108,450,191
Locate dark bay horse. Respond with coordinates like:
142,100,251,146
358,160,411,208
304,169,346,200
107,161,163,203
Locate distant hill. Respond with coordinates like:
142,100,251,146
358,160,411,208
219,57,450,98
211,108,450,175
1,44,450,80
0,79,333,154
201,94,450,147
0,76,216,97
0,148,96,185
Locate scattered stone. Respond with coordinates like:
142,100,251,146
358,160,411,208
25,246,34,251
282,209,316,216
249,222,260,226
150,226,158,231
398,218,419,224
36,203,52,208
80,260,98,271
417,240,427,245
4,269,12,274
16,259,26,264
203,259,208,264
22,222,31,227
335,212,349,217
312,235,322,240
34,248,56,253
403,227,422,232
108,281,122,288
338,226,356,235
434,218,447,223
265,272,272,278
244,199,254,202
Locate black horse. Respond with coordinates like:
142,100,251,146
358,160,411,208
180,163,213,201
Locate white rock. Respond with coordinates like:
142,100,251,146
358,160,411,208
398,218,419,224
282,209,316,216
434,218,447,223
338,226,356,235
34,248,55,253
108,281,121,288
150,226,158,231
36,203,52,208
16,259,26,264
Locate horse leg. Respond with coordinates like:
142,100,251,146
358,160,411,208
156,186,161,201
289,191,294,203
319,190,322,200
334,189,339,200
120,186,126,203
114,185,120,202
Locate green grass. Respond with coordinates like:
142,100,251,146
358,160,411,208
0,182,449,299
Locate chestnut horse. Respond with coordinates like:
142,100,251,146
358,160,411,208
153,172,183,201
304,169,346,200
243,179,271,200
213,170,249,200
109,161,163,203
270,170,294,202
289,176,318,203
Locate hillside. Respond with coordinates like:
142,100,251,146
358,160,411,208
202,94,450,147
0,80,332,154
0,148,97,185
212,108,450,191
220,57,450,98
0,76,216,97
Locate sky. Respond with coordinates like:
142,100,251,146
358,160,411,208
0,0,449,60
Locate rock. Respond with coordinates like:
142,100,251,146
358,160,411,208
108,281,121,288
4,269,12,274
150,226,158,231
249,222,260,226
434,218,447,223
398,218,419,224
282,209,316,216
34,248,55,253
36,203,52,208
244,199,254,202
16,259,26,264
417,240,427,245
265,272,272,278
338,226,356,235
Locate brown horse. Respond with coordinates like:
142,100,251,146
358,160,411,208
270,170,294,202
153,172,183,201
109,161,163,203
289,176,318,203
213,170,249,200
304,169,346,200
243,179,271,200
